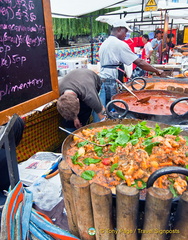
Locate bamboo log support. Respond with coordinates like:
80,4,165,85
70,174,95,240
184,88,188,94
116,184,139,240
141,187,173,240
175,87,184,93
167,86,175,92
58,160,79,237
90,183,115,240
170,191,188,240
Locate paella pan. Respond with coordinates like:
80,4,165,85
62,119,188,198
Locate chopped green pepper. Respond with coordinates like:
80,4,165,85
110,163,118,173
116,170,126,180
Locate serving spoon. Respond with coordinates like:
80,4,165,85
116,67,146,88
145,83,155,90
59,127,111,147
116,79,151,103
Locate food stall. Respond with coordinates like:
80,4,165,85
59,118,188,240
55,2,188,240
1,0,188,239
152,52,188,77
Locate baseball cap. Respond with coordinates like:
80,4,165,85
155,30,162,34
108,19,133,32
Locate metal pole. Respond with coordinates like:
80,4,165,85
133,19,136,38
90,16,94,64
160,10,169,64
167,19,174,63
0,114,20,189
5,129,20,189
141,0,144,21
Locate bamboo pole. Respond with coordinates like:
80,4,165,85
160,11,169,64
141,187,173,240
90,183,115,240
170,191,188,240
58,160,79,237
116,184,139,240
70,174,95,240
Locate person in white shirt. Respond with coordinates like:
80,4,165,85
98,19,166,111
142,34,153,62
151,30,162,64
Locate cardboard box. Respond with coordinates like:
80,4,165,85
56,60,70,70
56,57,88,71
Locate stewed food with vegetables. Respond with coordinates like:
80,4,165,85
65,121,188,196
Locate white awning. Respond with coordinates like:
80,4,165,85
50,0,128,18
95,0,188,30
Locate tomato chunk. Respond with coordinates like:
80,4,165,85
102,158,111,166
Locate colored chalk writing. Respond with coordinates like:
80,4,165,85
0,0,52,111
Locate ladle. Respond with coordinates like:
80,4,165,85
145,83,155,90
116,67,145,88
59,127,111,147
116,79,151,103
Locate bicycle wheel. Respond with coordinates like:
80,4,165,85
131,77,146,91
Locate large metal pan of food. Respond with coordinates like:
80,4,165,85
111,90,188,125
62,119,188,199
134,77,188,91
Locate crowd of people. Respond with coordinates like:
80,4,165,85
143,30,176,65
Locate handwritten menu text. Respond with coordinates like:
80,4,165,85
0,0,52,110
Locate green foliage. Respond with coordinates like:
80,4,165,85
83,158,101,165
132,179,147,189
94,145,103,157
81,170,95,180
71,152,83,166
52,8,119,38
110,163,118,173
116,170,126,180
77,141,89,147
94,121,183,154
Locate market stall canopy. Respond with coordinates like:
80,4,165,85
50,0,128,18
105,0,188,10
104,1,188,18
96,0,188,30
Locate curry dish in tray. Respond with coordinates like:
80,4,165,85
65,121,188,197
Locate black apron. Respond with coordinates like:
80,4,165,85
101,63,125,82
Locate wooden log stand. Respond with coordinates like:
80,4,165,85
70,174,95,240
170,191,188,240
59,161,186,240
116,184,139,240
90,182,115,240
58,161,79,238
141,187,173,240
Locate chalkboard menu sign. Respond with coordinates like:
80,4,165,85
0,0,59,124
